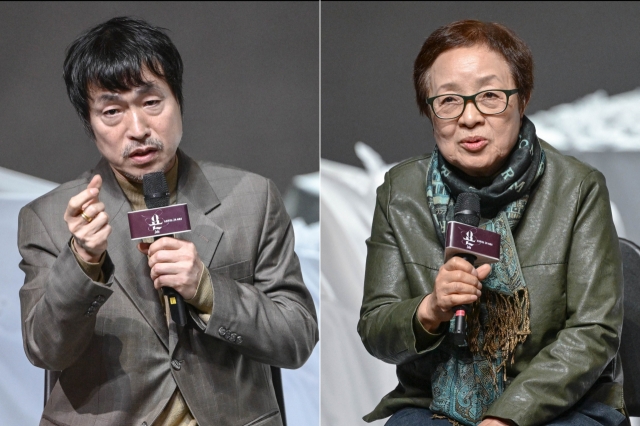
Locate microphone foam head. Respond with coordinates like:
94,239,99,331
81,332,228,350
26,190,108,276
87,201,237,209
454,193,481,227
143,172,170,209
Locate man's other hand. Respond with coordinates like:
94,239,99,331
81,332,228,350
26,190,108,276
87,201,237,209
64,174,111,263
138,238,203,299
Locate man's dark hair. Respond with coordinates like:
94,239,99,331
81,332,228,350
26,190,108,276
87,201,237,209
63,17,184,136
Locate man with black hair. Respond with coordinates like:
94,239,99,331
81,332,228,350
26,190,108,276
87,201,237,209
18,17,317,426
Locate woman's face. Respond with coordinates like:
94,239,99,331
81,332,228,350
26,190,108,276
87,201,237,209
427,45,524,177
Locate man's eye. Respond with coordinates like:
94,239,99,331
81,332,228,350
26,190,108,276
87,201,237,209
145,99,161,106
103,109,119,116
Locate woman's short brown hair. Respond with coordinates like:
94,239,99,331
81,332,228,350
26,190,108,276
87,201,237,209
413,20,534,118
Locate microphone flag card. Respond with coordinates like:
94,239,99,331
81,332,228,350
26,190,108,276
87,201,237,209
444,221,501,265
128,203,191,240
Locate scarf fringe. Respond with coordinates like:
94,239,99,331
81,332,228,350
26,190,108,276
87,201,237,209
432,413,464,426
467,288,531,383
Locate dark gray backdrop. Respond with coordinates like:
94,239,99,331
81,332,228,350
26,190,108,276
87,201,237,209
0,1,319,193
322,1,640,166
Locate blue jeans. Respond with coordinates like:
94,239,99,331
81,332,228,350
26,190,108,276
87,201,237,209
385,402,627,426
385,408,451,426
546,401,627,426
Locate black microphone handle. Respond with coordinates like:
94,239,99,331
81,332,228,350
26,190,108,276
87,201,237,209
452,252,477,346
162,288,188,327
143,172,188,327
155,235,188,327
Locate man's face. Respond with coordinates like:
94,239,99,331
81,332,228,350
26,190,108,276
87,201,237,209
427,45,523,177
88,69,183,181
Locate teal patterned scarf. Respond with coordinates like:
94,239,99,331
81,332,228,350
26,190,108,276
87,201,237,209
425,116,546,425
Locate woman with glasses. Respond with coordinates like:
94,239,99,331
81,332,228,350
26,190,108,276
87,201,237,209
358,20,625,426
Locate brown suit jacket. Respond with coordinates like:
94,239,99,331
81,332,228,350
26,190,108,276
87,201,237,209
18,150,318,426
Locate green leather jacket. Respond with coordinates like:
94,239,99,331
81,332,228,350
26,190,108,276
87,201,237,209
358,141,624,426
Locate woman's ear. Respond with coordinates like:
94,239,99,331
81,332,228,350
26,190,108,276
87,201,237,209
520,96,530,118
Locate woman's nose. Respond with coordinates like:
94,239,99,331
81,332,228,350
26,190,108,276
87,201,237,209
457,99,484,128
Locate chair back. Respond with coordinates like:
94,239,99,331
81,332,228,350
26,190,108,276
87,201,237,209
44,370,59,407
620,238,640,417
271,366,287,426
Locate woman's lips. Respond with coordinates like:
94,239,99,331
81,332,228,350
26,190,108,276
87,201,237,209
460,138,488,152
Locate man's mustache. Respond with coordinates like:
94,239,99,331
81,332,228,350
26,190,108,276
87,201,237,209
122,139,164,158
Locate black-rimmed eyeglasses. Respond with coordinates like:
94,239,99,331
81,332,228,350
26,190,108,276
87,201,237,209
426,89,519,120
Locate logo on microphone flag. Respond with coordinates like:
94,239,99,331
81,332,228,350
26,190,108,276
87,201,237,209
128,203,191,240
463,230,476,249
444,221,501,265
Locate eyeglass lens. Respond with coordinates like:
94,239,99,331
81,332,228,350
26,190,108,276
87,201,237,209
433,91,509,118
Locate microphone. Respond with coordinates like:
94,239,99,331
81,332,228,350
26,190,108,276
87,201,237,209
451,193,481,347
143,171,188,327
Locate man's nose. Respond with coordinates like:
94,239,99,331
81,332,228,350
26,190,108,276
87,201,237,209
457,99,484,128
126,109,151,140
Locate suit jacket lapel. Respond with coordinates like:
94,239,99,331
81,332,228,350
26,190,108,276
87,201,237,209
95,159,170,349
175,150,223,269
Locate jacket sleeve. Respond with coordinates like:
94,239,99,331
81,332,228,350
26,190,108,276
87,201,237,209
203,179,318,369
18,204,114,371
358,172,445,365
485,170,624,425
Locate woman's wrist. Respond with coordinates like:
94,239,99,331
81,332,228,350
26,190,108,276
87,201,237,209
417,294,443,333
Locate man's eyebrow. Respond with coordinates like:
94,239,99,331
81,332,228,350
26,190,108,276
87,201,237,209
135,83,161,95
92,83,161,104
94,93,121,104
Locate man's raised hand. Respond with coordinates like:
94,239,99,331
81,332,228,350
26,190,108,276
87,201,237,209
64,174,111,263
